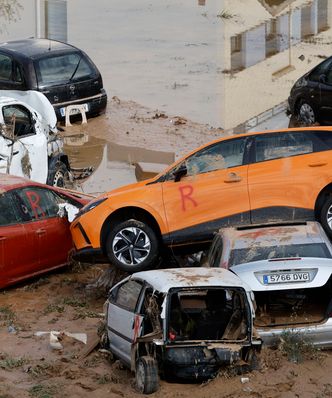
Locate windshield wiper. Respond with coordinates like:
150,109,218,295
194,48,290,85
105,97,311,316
69,56,82,82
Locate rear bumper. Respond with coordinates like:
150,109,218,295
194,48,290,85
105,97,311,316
54,90,107,119
257,318,332,348
163,344,246,379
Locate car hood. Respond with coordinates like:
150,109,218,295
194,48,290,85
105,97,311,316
101,177,158,198
230,257,332,291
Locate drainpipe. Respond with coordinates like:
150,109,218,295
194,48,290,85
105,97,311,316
35,0,41,38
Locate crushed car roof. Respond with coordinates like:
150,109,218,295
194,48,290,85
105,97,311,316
221,222,328,249
131,267,251,293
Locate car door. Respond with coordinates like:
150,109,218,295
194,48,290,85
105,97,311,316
314,61,332,123
2,104,48,183
14,186,73,272
107,279,144,366
161,137,251,245
248,131,331,224
0,190,37,287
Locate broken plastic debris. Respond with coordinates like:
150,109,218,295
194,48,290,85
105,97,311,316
35,330,87,350
57,203,80,222
7,325,17,334
241,377,250,384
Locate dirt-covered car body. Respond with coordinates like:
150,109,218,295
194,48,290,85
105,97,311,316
208,222,332,348
0,91,70,186
0,174,91,288
104,268,261,394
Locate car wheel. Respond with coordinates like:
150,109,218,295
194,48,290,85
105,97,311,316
319,196,332,238
48,161,71,188
106,219,159,273
297,100,317,125
135,356,159,394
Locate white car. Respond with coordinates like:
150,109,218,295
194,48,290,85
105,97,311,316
208,222,332,348
104,267,261,394
0,90,70,186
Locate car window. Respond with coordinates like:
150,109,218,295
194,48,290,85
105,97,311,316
36,52,94,85
0,54,12,81
14,63,23,83
3,105,35,137
73,57,95,80
0,192,20,226
229,243,332,266
184,137,247,176
255,132,313,162
112,280,143,312
309,57,332,82
311,131,332,152
14,187,60,221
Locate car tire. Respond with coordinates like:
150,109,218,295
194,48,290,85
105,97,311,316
135,356,159,394
47,161,71,187
319,196,332,238
297,100,317,125
106,219,159,273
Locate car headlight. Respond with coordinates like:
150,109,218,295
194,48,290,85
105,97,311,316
78,197,107,217
294,77,307,88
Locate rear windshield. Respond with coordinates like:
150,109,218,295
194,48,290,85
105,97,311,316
229,243,332,266
35,52,95,85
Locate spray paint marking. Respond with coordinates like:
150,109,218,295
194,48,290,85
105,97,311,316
179,185,198,211
25,190,45,219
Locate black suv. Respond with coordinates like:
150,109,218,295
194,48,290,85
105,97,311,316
288,56,332,125
0,38,107,119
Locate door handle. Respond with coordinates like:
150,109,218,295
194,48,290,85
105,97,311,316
224,172,242,183
0,236,6,241
35,228,46,236
308,162,327,167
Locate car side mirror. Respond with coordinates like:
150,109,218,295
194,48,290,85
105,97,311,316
319,74,326,83
173,164,187,182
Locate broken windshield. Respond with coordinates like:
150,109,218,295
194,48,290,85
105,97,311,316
229,243,332,267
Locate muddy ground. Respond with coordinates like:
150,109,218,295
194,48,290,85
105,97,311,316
1,264,332,398
1,100,332,398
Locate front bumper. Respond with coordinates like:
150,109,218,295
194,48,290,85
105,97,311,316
257,318,332,348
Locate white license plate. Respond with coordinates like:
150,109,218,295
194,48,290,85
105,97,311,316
60,103,89,117
263,272,310,284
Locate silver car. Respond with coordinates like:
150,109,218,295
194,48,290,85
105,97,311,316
208,221,332,348
104,267,261,394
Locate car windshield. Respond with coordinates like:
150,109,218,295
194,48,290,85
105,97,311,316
36,52,94,85
229,243,332,266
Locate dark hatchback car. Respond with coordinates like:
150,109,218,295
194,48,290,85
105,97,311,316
288,56,332,125
0,38,107,119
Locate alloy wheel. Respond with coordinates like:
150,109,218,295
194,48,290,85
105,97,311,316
326,204,332,229
112,227,151,266
299,103,315,125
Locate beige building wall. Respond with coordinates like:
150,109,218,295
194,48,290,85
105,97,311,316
222,0,332,130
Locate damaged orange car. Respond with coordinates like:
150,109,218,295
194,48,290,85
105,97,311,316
71,127,332,272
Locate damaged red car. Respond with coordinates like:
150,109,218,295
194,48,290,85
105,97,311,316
0,175,91,288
